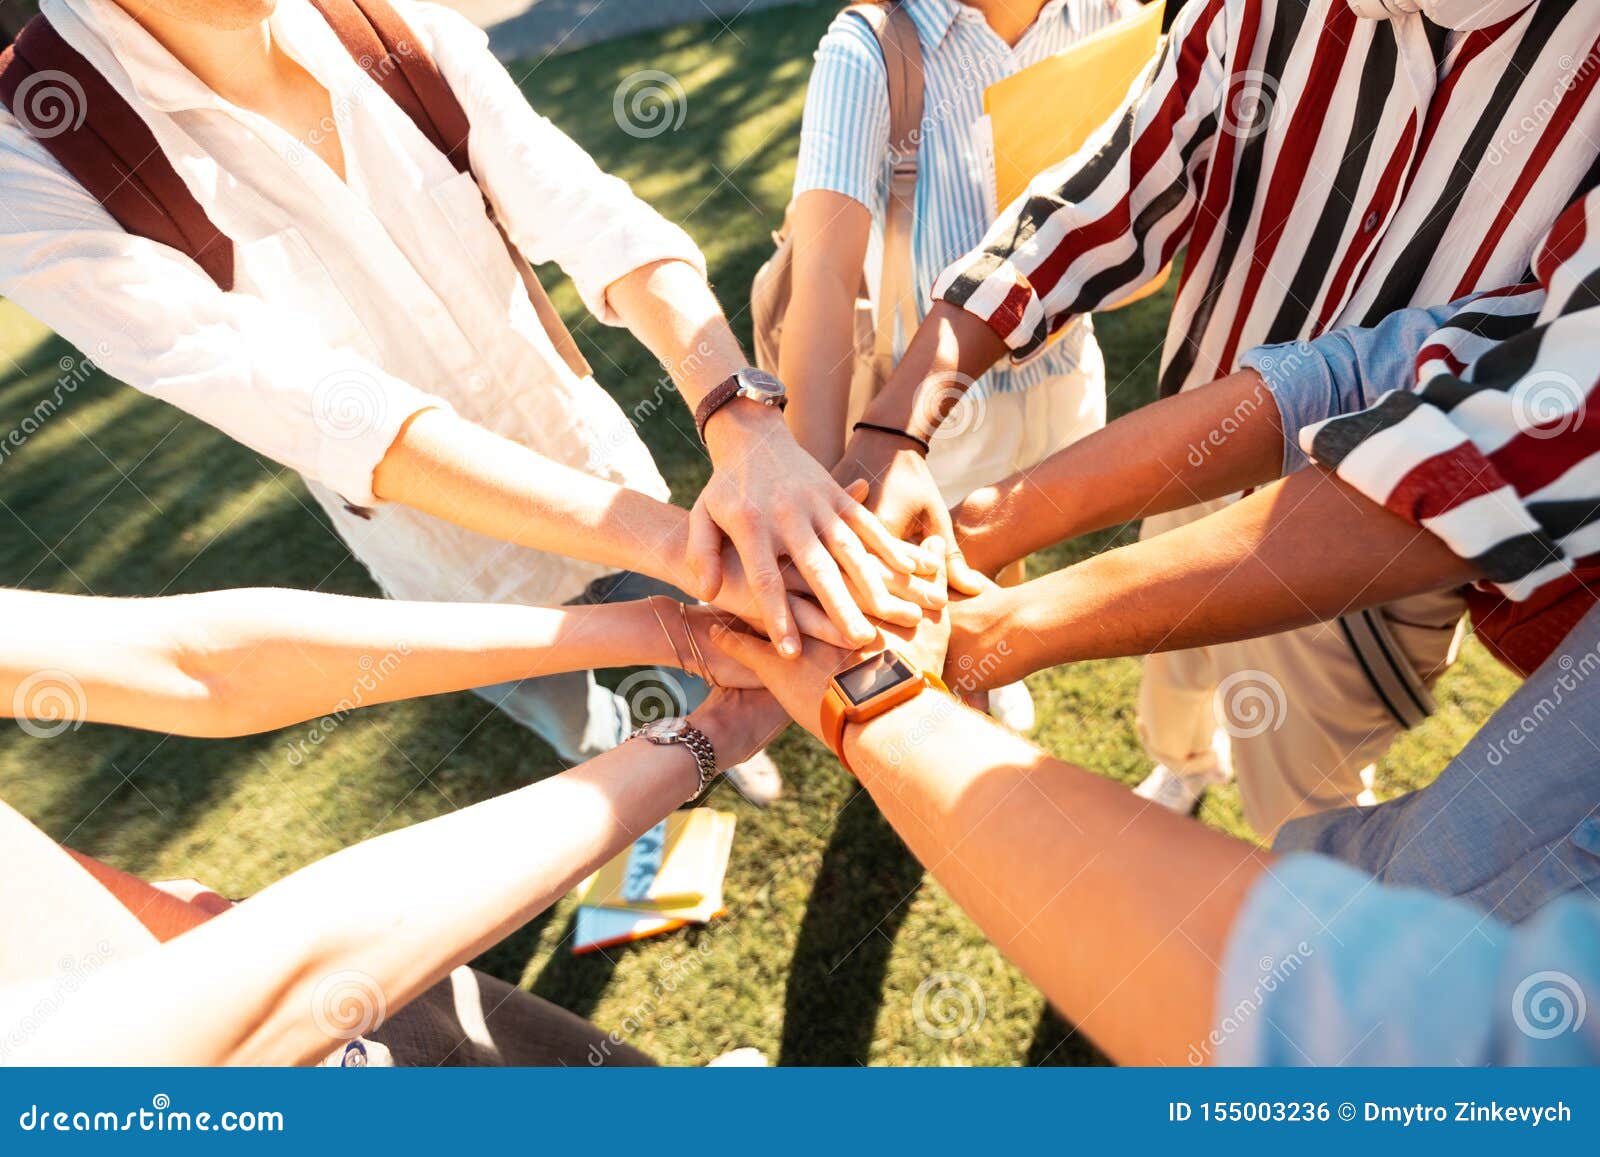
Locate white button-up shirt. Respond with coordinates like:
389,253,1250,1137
0,0,698,607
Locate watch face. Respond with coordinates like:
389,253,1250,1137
736,369,786,401
834,651,918,707
637,717,688,741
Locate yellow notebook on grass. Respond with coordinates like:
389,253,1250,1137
578,809,736,912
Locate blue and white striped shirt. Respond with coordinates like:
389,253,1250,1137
794,0,1136,398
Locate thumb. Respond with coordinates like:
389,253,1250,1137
709,621,779,676
685,497,725,601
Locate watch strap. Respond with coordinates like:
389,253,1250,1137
822,668,948,776
693,377,744,443
631,721,719,803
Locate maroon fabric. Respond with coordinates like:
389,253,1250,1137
0,18,235,288
1,4,589,377
1467,565,1600,679
311,0,472,173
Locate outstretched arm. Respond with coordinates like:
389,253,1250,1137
0,586,758,739
0,689,786,1066
712,615,1266,1067
946,465,1480,692
954,369,1285,574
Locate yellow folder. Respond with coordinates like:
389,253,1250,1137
984,1,1169,311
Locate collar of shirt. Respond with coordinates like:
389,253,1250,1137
44,0,355,115
905,0,1078,54
1346,0,1537,30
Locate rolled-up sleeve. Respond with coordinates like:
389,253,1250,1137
1299,190,1600,606
1212,854,1600,1065
1241,301,1465,475
406,1,706,326
793,13,891,214
0,116,450,507
933,0,1229,361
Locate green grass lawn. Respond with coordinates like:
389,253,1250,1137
0,1,1519,1065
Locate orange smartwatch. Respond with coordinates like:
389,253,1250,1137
820,650,950,774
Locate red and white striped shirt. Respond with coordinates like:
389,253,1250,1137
934,0,1600,400
1304,186,1600,607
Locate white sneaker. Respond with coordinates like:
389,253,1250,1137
1133,765,1215,815
722,748,782,807
707,1047,768,1067
986,681,1037,734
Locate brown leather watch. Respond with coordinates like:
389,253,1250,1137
694,368,787,443
820,650,951,775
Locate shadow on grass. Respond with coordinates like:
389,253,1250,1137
778,790,924,1065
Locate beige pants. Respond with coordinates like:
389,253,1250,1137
1138,502,1467,838
924,341,1108,508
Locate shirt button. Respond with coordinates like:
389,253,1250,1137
1362,211,1381,234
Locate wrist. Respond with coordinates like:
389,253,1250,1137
703,397,785,463
841,684,958,778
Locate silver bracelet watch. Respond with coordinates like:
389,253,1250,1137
630,717,718,803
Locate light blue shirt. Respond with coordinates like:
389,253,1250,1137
794,0,1136,398
1216,854,1600,1065
1240,300,1466,475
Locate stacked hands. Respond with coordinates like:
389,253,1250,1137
665,422,1009,768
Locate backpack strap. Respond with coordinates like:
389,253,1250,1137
0,17,235,289
310,0,592,379
846,2,925,385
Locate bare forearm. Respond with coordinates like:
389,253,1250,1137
961,468,1480,686
781,281,860,466
782,190,873,466
604,258,746,407
844,692,1267,1065
1,587,676,738
372,408,691,590
857,302,1008,437
5,736,704,1065
956,370,1286,574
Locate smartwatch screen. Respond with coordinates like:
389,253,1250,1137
835,652,917,706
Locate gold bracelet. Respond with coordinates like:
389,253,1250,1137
648,596,689,674
679,600,720,689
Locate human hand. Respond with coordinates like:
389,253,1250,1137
690,406,939,656
688,686,793,769
832,429,987,596
709,538,952,739
943,581,1025,696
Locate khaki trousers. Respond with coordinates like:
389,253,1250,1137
1137,503,1466,838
